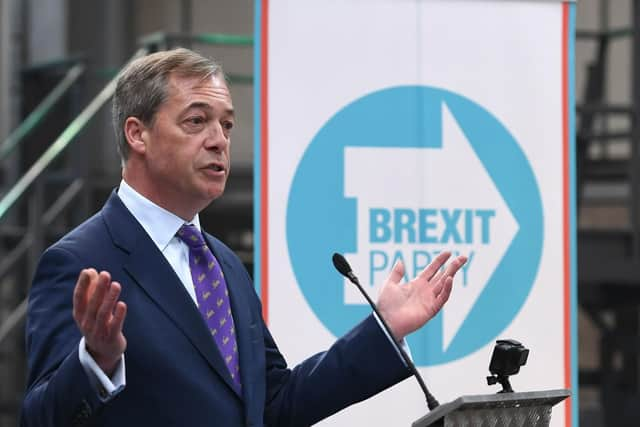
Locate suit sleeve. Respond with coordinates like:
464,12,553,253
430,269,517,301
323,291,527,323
21,246,107,427
206,237,413,426
259,301,413,426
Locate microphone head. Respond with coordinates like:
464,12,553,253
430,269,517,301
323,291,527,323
332,253,352,278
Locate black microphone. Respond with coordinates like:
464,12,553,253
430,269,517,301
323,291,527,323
332,252,440,410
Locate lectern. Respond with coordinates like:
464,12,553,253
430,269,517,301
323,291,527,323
412,389,570,427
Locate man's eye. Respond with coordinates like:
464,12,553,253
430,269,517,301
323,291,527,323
182,117,206,132
223,121,234,131
188,117,205,125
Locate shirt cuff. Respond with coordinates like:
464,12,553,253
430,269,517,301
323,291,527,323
78,337,126,401
373,312,413,365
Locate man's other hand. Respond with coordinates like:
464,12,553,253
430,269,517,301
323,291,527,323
377,251,467,342
73,269,127,376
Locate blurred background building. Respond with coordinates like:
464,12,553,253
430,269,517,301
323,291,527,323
0,0,638,425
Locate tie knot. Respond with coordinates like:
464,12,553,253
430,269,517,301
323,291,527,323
176,224,207,248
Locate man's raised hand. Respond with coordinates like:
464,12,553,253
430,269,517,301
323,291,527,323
72,269,127,376
377,251,467,342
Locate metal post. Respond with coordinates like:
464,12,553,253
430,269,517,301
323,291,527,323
632,2,640,256
631,2,640,426
599,0,609,143
180,0,193,48
27,179,44,281
0,0,24,423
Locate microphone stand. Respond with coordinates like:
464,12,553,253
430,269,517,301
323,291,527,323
332,253,440,410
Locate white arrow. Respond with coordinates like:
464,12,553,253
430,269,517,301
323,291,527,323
343,101,518,351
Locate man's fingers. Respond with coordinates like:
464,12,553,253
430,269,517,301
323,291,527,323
388,260,405,284
83,271,111,333
420,255,467,301
73,269,96,323
73,269,90,322
433,255,467,287
444,255,467,280
434,276,454,309
432,272,445,296
430,269,445,288
96,281,122,337
418,251,451,281
109,301,127,339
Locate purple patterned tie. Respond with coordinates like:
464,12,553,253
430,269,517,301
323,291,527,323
177,224,241,393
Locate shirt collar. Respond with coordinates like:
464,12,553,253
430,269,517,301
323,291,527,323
117,179,201,251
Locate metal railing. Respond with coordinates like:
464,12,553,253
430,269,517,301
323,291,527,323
0,47,148,222
0,178,84,345
139,31,253,48
0,63,85,161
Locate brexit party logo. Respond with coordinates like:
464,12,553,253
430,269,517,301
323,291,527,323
286,86,543,365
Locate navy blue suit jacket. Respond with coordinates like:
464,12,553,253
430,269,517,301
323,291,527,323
21,192,410,426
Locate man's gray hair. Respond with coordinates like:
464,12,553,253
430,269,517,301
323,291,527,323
112,48,224,164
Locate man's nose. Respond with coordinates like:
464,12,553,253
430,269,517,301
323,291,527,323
204,122,229,150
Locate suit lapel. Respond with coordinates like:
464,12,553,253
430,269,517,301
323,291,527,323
102,192,241,398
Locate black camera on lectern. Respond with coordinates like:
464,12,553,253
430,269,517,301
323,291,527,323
486,339,529,393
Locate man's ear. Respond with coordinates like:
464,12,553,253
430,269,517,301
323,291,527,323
124,117,148,155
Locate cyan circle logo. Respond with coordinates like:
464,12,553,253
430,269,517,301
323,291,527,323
287,86,543,365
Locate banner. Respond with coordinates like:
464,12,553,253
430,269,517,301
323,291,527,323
254,1,577,425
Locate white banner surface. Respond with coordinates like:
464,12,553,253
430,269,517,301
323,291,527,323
254,1,577,426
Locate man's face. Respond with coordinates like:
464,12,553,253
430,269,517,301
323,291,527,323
141,73,234,216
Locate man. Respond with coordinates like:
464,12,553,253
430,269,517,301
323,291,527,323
21,48,466,427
